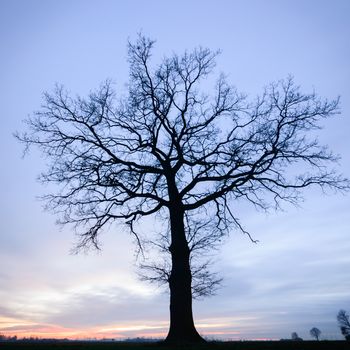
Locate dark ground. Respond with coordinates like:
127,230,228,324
0,341,349,350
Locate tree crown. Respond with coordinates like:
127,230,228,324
17,35,348,255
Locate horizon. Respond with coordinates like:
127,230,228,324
1,0,350,342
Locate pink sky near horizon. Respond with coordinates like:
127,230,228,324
1,315,247,340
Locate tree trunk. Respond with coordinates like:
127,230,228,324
164,205,205,344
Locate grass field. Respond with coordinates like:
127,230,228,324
0,341,349,350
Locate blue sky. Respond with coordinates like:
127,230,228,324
0,0,350,340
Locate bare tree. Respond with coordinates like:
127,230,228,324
291,332,303,341
337,309,350,340
310,327,321,341
16,35,348,344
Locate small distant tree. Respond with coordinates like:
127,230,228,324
291,332,303,341
310,327,321,341
337,309,350,340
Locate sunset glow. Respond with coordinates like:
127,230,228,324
1,316,248,340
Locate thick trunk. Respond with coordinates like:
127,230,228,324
164,205,205,344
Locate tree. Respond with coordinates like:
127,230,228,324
309,327,321,341
17,35,348,344
337,309,350,340
291,332,303,341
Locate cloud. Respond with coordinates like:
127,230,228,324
0,306,19,320
43,285,168,328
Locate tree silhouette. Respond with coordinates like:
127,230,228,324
309,327,321,341
291,332,303,341
17,35,348,344
337,309,350,340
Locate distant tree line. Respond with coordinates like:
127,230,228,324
0,334,17,341
0,334,70,342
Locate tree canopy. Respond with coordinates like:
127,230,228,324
337,309,350,340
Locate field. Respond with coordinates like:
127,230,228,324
0,341,349,350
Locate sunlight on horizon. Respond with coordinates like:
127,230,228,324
0,315,249,340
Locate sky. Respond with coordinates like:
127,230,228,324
0,0,350,341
